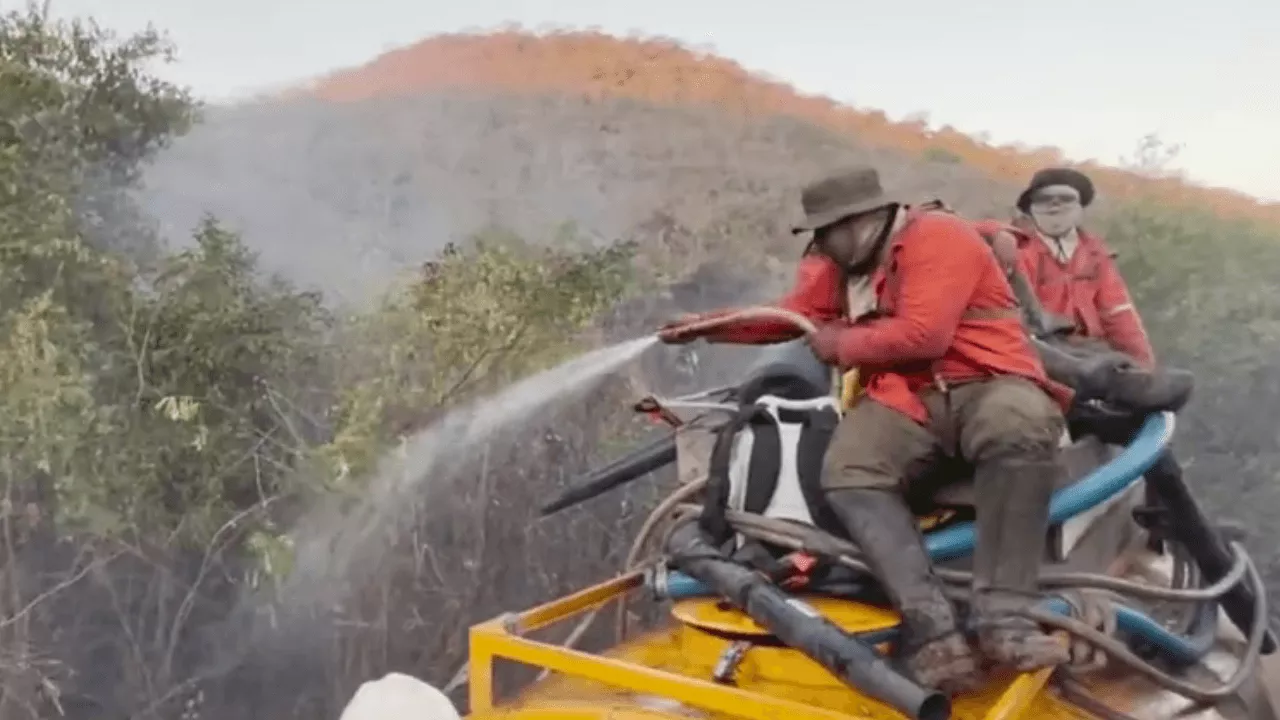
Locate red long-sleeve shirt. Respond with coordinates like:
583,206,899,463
975,221,1155,368
705,211,1067,424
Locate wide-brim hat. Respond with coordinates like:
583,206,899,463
791,166,899,234
1016,168,1096,213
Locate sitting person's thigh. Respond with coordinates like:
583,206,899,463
822,398,939,492
953,378,1064,463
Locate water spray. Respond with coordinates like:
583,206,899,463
539,306,834,518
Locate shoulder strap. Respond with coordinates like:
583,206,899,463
898,202,953,232
916,198,954,214
789,401,845,538
701,405,775,545
742,417,782,515
753,395,846,538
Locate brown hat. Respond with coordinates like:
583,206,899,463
1016,168,1095,213
791,166,899,234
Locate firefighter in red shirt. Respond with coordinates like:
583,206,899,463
999,170,1273,656
659,167,1071,694
973,169,1193,414
1011,168,1153,364
982,169,1198,562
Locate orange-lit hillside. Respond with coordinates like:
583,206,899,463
300,31,1280,227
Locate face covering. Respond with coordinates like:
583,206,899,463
1028,184,1083,239
819,206,897,272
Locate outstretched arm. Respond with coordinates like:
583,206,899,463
700,253,846,344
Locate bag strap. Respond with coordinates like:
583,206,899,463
701,405,773,545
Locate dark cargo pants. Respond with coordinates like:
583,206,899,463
821,376,1066,491
819,376,1073,677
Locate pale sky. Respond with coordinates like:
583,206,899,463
47,0,1280,201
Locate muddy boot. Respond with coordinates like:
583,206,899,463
971,459,1071,672
826,488,981,694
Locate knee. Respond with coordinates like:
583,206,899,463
821,439,900,490
962,382,1064,462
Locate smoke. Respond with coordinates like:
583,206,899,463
135,90,1016,308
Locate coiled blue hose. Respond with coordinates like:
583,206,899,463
802,596,1215,667
927,412,1174,561
658,413,1215,665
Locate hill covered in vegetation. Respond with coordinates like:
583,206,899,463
293,30,1280,226
5,7,1280,720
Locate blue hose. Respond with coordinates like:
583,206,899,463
659,412,1211,664
748,598,1215,667
660,578,1212,667
927,412,1173,561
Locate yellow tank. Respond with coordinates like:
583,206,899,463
466,572,1074,720
460,559,1275,720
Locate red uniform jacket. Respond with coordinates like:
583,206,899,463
974,221,1155,368
703,211,1070,425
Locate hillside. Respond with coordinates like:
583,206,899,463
294,30,1280,226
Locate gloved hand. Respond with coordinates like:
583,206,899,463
657,313,716,345
806,322,847,364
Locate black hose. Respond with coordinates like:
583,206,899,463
705,504,1252,603
1025,547,1269,703
724,509,1272,704
539,434,677,516
665,522,950,720
1142,452,1278,654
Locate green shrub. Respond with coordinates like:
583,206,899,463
323,227,635,483
1102,202,1280,371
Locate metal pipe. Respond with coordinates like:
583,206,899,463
1141,452,1278,654
668,306,841,400
539,434,677,516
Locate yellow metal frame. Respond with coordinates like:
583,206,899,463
985,668,1054,720
468,572,1059,720
470,571,866,720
